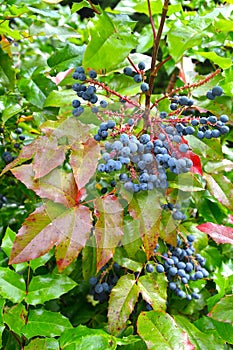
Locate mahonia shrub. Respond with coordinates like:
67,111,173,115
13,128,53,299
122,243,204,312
0,0,232,349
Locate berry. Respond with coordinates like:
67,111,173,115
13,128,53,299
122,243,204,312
138,61,146,70
72,99,81,108
156,264,164,273
140,83,149,92
92,106,99,114
88,69,97,79
146,264,154,273
134,74,142,83
72,106,84,116
2,151,13,164
220,114,229,123
123,67,133,76
100,100,108,108
127,118,134,126
107,120,116,129
95,283,104,294
170,103,178,111
15,128,22,134
212,86,223,97
206,90,215,100
160,112,167,119
179,144,189,153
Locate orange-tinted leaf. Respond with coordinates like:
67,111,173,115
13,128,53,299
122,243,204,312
10,202,92,271
55,205,92,271
11,164,77,208
33,135,66,179
94,195,124,271
70,138,100,189
125,191,162,259
197,222,233,245
9,205,55,264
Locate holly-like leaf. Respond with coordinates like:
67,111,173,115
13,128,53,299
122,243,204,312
24,338,60,350
108,274,139,335
137,311,187,350
3,304,27,335
59,325,117,350
125,190,162,259
70,138,100,190
208,295,233,323
33,135,66,179
204,174,233,210
174,315,224,350
83,12,138,72
0,267,25,303
9,202,92,271
197,223,233,245
11,164,77,208
22,309,72,338
0,47,15,90
26,274,77,305
137,273,167,311
94,195,124,271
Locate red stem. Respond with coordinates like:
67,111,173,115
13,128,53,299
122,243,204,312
147,0,157,41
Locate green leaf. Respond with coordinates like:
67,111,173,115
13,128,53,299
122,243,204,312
167,21,203,62
71,1,90,13
82,237,97,281
0,48,15,90
2,104,22,124
25,338,60,350
3,304,27,335
59,325,117,350
174,315,224,350
196,52,232,69
137,311,186,350
26,274,77,305
204,174,233,210
47,44,85,72
212,319,233,344
0,296,5,348
137,274,167,311
115,0,163,14
108,274,139,335
44,89,75,107
22,309,72,338
169,173,205,192
208,295,233,323
0,267,25,303
114,247,144,272
83,12,138,72
95,195,124,270
1,227,16,257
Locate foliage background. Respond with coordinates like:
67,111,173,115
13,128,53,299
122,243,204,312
0,0,232,349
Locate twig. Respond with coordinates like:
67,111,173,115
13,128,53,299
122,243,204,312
145,0,170,109
127,56,140,74
147,0,157,41
87,0,101,14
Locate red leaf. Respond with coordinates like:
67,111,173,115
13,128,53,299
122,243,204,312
182,332,195,350
70,138,100,190
48,68,73,85
187,151,203,175
9,203,92,271
197,223,233,245
94,195,124,271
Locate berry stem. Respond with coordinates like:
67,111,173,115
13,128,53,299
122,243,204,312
85,79,141,107
151,68,221,108
127,56,141,74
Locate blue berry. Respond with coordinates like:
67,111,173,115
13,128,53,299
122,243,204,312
156,264,165,273
95,283,104,294
88,69,97,79
92,106,99,114
220,125,229,134
72,99,81,108
123,67,133,76
127,118,134,126
179,144,189,153
170,103,178,111
138,61,146,70
212,86,223,97
160,112,167,119
191,119,199,126
220,114,229,123
169,282,177,291
134,74,142,83
72,106,84,116
206,90,215,100
146,264,154,273
100,100,108,108
107,120,116,129
140,83,149,92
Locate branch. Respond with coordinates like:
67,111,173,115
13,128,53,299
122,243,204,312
147,0,157,41
145,0,169,109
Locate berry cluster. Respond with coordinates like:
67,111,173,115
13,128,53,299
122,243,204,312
206,86,223,100
71,67,108,116
169,95,194,111
88,263,121,303
1,127,25,165
147,235,209,300
123,61,149,92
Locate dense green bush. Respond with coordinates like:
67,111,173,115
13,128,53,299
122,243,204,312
0,0,232,349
